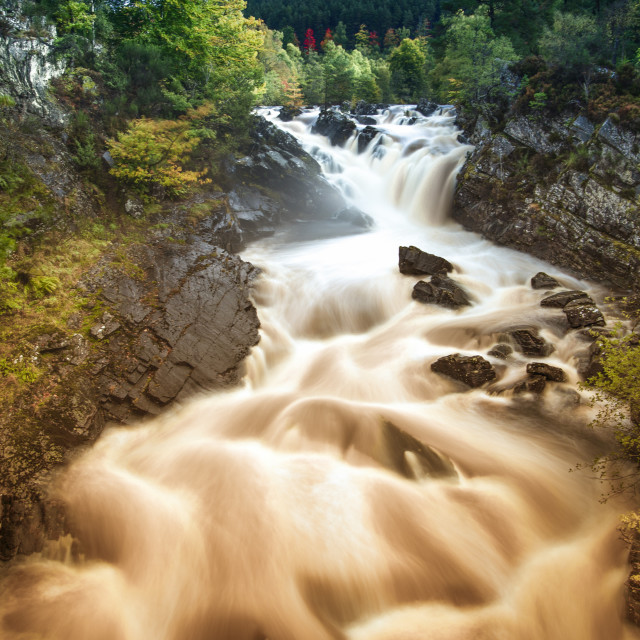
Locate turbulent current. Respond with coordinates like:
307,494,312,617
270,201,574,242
1,106,638,640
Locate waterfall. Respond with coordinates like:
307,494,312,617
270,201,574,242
1,106,637,640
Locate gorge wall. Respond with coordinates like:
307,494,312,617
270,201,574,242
454,110,640,291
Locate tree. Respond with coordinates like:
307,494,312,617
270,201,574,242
388,38,429,101
431,7,517,106
333,21,348,47
303,28,317,53
322,41,355,104
539,11,600,73
106,104,213,196
320,28,333,50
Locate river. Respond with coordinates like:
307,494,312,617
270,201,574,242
0,105,637,640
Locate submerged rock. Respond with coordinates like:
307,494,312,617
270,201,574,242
513,374,547,394
334,206,374,228
357,125,379,153
431,353,497,388
412,276,471,309
488,343,513,359
278,105,302,122
399,245,453,276
416,99,438,117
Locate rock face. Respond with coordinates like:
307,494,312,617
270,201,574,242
431,353,497,388
226,116,347,242
311,109,357,146
358,126,379,153
399,246,453,276
412,276,471,308
454,113,640,290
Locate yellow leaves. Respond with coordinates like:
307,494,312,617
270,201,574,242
106,103,215,196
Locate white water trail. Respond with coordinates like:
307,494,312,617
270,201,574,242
1,105,637,640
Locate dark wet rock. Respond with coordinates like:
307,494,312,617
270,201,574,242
399,245,453,276
453,112,640,289
357,126,379,154
416,99,438,117
311,109,357,147
563,298,605,329
353,101,378,116
334,207,374,229
431,353,497,388
531,272,560,290
513,374,547,394
526,362,567,382
540,290,591,308
508,327,555,357
412,276,471,309
488,343,513,359
278,105,302,122
356,115,376,126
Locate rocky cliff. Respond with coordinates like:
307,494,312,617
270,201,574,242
454,111,640,291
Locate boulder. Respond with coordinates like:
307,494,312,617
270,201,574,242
356,115,376,126
431,353,497,388
278,105,302,122
412,276,471,309
353,100,378,116
334,207,374,229
416,99,438,117
357,125,379,153
507,328,555,357
563,298,605,328
487,343,513,359
540,290,591,308
311,109,357,147
526,362,566,382
531,272,560,290
399,245,453,276
513,374,547,394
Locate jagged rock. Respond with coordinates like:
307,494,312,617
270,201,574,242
412,276,471,309
230,116,346,224
278,105,302,122
526,362,566,382
334,206,374,228
431,353,497,388
513,374,547,394
356,115,376,125
311,109,357,146
399,245,453,276
227,186,279,240
563,298,605,329
540,290,591,308
357,125,378,153
89,312,121,340
416,99,438,117
353,100,377,116
36,332,71,352
488,343,513,359
531,272,560,290
508,328,555,357
124,198,144,219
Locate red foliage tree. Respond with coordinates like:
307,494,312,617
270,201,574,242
320,28,333,50
303,28,316,53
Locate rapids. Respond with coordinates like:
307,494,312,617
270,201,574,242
0,105,637,640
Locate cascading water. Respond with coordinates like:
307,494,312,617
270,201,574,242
1,106,638,640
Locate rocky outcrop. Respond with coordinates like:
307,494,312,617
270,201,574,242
431,353,497,388
312,109,357,146
226,116,347,242
507,327,555,357
454,113,640,290
531,272,561,290
0,2,67,126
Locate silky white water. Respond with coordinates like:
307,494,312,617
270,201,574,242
1,106,637,640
